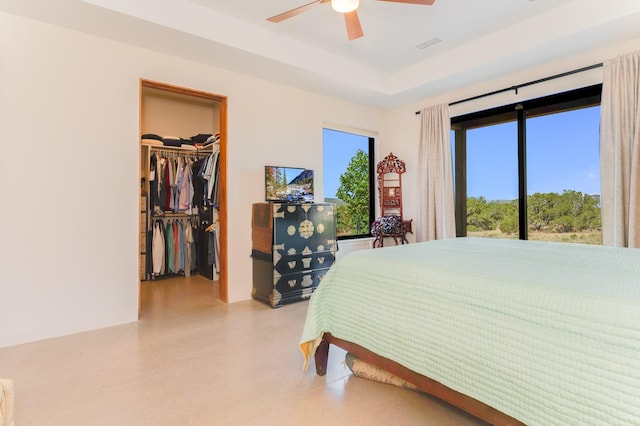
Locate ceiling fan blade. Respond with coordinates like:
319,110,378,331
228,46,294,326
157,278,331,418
344,10,364,41
267,0,330,23
377,0,435,5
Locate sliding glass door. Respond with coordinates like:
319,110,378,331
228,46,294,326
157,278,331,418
466,121,519,238
452,85,602,244
526,106,601,244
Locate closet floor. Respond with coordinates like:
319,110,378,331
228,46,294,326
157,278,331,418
140,275,220,319
1,281,488,426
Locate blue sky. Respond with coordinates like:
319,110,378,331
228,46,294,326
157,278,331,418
323,105,601,201
464,105,601,200
323,128,369,198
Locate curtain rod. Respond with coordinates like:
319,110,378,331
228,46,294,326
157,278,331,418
415,63,603,115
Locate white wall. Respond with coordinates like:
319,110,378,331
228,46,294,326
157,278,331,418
0,11,384,348
384,37,640,241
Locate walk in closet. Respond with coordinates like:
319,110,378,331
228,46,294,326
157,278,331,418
139,80,228,313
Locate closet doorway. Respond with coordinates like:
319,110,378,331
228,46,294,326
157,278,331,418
138,79,228,318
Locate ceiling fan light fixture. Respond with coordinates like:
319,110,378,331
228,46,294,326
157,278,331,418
331,0,359,13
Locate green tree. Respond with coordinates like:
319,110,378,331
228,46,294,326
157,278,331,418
499,214,518,234
552,215,575,233
499,200,519,234
467,196,498,231
467,190,601,238
528,192,560,231
576,193,601,231
551,190,601,232
336,149,370,235
335,204,353,236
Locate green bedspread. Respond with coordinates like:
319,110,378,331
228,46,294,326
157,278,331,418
299,237,640,425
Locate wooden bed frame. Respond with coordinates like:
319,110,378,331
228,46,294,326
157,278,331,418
314,333,525,426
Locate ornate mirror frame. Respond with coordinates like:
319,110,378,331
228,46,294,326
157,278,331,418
372,152,412,247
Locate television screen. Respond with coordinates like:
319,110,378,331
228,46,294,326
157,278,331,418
265,166,314,203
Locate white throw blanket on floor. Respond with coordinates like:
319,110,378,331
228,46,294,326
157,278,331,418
0,379,14,426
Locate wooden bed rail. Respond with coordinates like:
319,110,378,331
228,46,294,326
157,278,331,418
315,333,525,426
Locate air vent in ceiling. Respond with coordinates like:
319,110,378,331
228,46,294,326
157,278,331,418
416,37,442,50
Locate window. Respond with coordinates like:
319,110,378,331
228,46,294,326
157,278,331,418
451,85,602,244
323,127,375,239
526,106,601,244
466,120,520,238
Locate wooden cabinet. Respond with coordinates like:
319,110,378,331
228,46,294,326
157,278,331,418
251,202,337,308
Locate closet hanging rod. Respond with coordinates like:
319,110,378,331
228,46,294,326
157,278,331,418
152,213,199,217
414,63,603,114
147,146,209,152
148,148,211,158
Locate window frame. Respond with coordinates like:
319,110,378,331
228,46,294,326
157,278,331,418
322,127,376,241
451,84,602,238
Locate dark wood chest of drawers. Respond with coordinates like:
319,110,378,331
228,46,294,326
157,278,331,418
251,202,336,308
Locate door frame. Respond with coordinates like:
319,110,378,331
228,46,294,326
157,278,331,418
138,79,229,316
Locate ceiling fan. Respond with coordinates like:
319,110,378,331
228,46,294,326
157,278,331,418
267,0,436,41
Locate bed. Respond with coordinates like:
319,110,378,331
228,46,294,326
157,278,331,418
299,237,640,425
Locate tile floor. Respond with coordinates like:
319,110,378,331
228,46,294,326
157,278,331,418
0,276,487,425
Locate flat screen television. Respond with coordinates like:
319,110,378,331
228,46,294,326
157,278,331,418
265,166,314,203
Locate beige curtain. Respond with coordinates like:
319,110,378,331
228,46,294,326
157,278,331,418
417,104,456,241
600,51,640,248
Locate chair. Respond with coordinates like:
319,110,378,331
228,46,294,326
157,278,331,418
371,153,412,248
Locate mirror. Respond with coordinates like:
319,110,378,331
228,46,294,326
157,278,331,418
372,153,412,247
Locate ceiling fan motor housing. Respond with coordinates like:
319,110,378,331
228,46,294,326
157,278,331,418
331,0,360,13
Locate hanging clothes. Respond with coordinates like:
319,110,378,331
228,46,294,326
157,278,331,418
167,158,175,212
145,146,218,281
178,159,194,211
172,221,180,273
151,150,203,214
148,216,201,279
178,221,185,272
158,157,169,211
204,219,220,281
211,151,221,208
166,220,175,274
152,220,165,276
192,156,207,208
149,153,159,211
170,157,178,212
183,220,193,277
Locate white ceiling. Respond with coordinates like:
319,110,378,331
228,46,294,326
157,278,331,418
190,0,574,73
2,0,640,108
